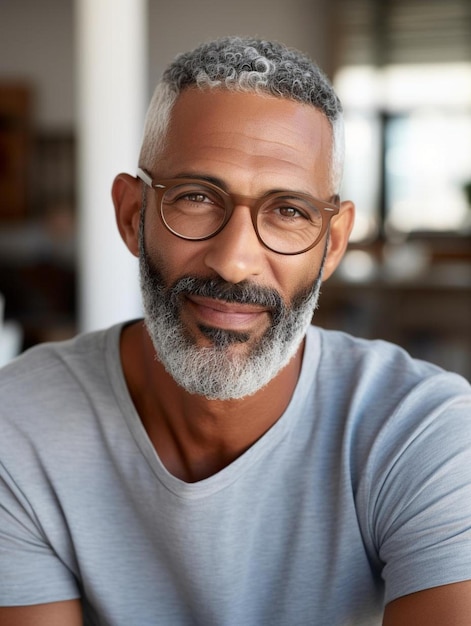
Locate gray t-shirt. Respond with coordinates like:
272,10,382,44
0,323,470,625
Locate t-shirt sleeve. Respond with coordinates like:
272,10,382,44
358,374,471,605
0,460,80,606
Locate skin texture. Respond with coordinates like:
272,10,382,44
383,581,471,625
4,89,470,624
0,600,83,625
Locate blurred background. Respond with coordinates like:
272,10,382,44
0,0,470,377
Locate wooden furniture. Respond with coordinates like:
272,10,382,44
0,84,32,222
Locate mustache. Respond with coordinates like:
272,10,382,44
170,276,284,312
139,245,284,314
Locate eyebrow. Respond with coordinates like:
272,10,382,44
170,171,317,199
175,172,227,188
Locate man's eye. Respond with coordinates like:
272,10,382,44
276,206,306,219
184,193,212,203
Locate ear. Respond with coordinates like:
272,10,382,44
322,200,355,281
112,173,142,257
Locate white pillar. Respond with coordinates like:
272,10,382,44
75,0,147,332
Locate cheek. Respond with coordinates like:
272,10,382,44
144,216,207,282
270,249,324,302
142,216,172,275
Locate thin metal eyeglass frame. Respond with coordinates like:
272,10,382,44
136,167,340,255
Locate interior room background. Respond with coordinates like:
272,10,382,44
0,0,470,378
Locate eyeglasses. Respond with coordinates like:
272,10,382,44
137,167,340,255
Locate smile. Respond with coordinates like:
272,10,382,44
185,294,270,330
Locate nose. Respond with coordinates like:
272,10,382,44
203,205,265,284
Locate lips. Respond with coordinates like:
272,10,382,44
186,294,270,329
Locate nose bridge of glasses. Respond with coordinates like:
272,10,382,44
226,191,275,235
218,190,262,234
225,190,260,211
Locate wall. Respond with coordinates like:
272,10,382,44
148,0,332,93
0,0,332,129
0,0,75,129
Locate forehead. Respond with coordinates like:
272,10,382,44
155,88,333,195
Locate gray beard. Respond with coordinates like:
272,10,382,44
138,215,325,400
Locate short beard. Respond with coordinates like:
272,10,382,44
138,202,325,400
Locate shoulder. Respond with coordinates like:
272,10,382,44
308,324,470,402
301,327,471,434
303,325,471,502
1,323,112,375
310,324,441,373
0,323,131,517
311,325,471,459
0,323,126,437
0,322,123,385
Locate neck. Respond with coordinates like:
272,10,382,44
120,321,305,482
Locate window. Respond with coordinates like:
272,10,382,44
335,63,471,241
333,0,471,242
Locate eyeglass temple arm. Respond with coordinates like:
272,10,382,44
137,167,341,211
330,194,341,207
136,167,153,187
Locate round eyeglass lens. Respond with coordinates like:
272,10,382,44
257,195,323,253
161,183,228,239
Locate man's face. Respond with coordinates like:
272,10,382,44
136,90,349,399
139,221,325,399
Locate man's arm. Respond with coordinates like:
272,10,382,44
383,580,471,625
0,600,82,626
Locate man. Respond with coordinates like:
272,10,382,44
0,36,470,625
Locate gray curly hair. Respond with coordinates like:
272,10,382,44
139,36,345,192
